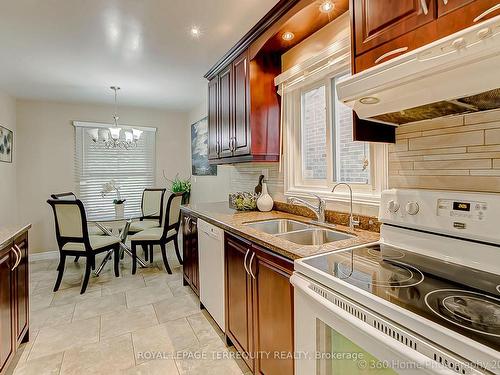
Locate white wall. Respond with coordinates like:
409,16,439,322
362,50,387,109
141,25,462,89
16,99,190,253
187,101,231,204
0,91,17,226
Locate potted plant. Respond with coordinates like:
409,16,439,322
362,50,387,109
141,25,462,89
165,172,191,204
101,180,126,218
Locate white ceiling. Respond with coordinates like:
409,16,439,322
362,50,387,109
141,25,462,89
0,0,280,110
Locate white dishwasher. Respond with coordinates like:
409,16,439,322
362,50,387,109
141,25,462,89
197,219,225,330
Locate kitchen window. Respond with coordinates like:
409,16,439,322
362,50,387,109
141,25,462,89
74,122,156,220
278,42,387,204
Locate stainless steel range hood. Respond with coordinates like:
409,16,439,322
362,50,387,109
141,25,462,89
336,15,500,126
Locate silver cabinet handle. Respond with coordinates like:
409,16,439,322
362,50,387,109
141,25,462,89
232,137,237,151
473,4,500,23
216,140,220,154
248,252,256,280
420,0,429,15
243,249,250,275
374,47,409,64
10,246,20,271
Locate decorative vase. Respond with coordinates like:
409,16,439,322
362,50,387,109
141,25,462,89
115,202,125,218
257,183,273,212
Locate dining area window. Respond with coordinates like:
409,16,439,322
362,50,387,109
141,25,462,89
74,122,157,220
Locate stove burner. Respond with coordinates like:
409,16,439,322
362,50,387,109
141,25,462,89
425,290,500,337
367,247,405,260
337,258,424,288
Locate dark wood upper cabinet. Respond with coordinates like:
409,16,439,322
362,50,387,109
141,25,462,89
437,0,476,16
353,0,436,56
218,65,234,159
232,51,251,157
351,0,499,142
208,50,280,164
207,77,219,160
353,0,500,71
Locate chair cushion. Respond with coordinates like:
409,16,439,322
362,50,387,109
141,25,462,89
88,225,105,236
129,228,177,242
62,235,121,252
129,220,160,233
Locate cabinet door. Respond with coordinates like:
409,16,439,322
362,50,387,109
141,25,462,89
182,215,192,285
14,234,28,344
437,0,475,16
208,76,219,160
225,235,254,371
219,65,233,158
252,250,294,375
232,51,251,157
0,249,14,373
354,0,436,56
190,218,199,295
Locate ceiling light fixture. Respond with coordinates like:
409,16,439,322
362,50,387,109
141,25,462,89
190,26,201,38
282,31,295,41
88,86,142,149
319,0,335,13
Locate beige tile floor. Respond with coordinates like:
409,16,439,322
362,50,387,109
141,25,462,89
13,246,251,375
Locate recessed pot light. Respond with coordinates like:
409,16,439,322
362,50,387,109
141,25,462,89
359,97,380,105
319,0,335,13
190,26,201,38
282,31,295,41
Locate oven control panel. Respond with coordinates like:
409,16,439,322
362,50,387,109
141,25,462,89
437,199,487,222
379,189,499,244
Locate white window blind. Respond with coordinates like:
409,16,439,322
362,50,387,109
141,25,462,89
74,122,156,220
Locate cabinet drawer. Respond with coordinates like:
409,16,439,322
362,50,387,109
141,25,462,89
354,0,500,72
354,0,436,56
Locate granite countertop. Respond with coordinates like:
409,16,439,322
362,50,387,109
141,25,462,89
181,202,379,260
0,224,31,249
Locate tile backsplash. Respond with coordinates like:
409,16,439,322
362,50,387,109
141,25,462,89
389,109,500,193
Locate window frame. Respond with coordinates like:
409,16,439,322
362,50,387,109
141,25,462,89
281,60,388,207
73,121,157,220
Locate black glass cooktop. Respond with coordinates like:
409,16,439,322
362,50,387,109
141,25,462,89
303,243,500,350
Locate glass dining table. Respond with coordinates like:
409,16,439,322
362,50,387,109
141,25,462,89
87,214,148,276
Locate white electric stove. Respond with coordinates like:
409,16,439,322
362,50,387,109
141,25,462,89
292,189,500,375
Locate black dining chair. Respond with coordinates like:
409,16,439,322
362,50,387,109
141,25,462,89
129,192,184,274
47,199,121,294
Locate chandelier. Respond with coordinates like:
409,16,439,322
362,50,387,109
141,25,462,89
88,86,142,149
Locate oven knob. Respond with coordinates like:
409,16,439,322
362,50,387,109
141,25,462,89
406,202,420,216
388,200,400,213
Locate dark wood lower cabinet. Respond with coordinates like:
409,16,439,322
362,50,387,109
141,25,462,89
0,229,30,375
182,213,199,295
0,250,14,374
225,235,254,371
225,233,294,375
252,245,294,375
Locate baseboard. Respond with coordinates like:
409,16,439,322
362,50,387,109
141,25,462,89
29,251,59,262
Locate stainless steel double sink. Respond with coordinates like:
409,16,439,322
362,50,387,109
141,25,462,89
243,218,354,246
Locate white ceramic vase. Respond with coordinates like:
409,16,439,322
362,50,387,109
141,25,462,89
115,202,125,218
257,182,273,212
